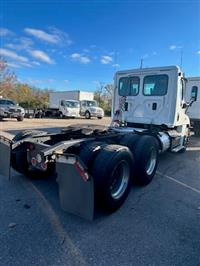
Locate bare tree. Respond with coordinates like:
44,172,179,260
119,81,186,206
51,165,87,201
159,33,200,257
0,58,17,97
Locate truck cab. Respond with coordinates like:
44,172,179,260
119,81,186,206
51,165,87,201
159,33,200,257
113,66,189,128
112,66,190,152
59,100,80,118
80,100,104,119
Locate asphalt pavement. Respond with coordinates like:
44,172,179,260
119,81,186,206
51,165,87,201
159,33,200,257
0,123,200,266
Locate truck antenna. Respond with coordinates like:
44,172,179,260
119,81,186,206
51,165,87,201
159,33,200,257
180,50,183,69
140,58,143,69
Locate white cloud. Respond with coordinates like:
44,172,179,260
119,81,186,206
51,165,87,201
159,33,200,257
197,50,200,55
7,62,21,68
101,55,113,64
25,28,58,43
169,45,177,50
143,54,149,59
0,48,29,62
28,50,54,64
0,28,13,36
19,62,32,68
71,53,91,64
169,45,182,50
6,37,33,50
32,61,40,66
24,27,72,45
64,79,69,83
26,78,55,85
112,63,120,68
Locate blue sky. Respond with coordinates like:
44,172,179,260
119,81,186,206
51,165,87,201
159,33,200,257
0,0,200,91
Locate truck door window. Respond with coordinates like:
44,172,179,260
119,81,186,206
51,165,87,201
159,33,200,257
119,77,139,96
143,74,168,96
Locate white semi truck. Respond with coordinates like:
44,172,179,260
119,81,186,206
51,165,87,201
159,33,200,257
185,77,200,135
46,90,104,119
0,66,197,220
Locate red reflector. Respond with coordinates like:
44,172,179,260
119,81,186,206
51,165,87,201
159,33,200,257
41,162,47,170
74,162,89,182
31,157,37,166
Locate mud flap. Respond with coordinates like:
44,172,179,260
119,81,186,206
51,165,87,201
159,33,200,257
56,155,94,221
0,136,12,179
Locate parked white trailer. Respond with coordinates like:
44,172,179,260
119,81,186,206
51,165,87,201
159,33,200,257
0,65,196,220
185,77,200,135
47,90,104,119
49,91,94,109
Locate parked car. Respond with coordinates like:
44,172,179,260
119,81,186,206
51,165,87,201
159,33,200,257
0,98,25,121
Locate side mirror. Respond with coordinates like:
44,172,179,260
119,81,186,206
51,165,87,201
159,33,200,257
191,92,197,102
190,86,198,102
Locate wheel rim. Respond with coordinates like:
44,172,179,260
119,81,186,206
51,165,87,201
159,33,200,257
110,160,130,200
146,148,157,175
86,112,90,118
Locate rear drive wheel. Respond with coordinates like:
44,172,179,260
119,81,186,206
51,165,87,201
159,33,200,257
17,116,24,122
79,141,106,168
133,135,159,186
91,144,134,212
85,111,91,119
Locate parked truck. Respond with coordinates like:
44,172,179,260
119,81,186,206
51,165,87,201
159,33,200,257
0,66,197,220
0,97,25,121
46,90,104,119
185,77,200,135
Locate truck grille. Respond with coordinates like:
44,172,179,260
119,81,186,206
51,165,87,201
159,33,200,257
9,108,21,113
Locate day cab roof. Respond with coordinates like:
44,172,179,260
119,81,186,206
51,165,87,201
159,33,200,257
115,65,181,76
187,77,200,81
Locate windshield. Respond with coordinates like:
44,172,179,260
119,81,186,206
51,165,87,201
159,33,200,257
86,100,98,107
64,101,80,108
0,99,16,105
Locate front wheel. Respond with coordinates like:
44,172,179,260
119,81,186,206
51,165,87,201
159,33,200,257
17,116,24,122
91,144,134,212
85,111,91,119
97,117,102,119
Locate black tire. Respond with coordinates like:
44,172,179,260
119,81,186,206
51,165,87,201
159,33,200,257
17,116,24,122
12,130,47,142
91,144,134,212
120,134,141,151
97,117,102,119
79,141,106,168
132,135,159,186
85,111,91,119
